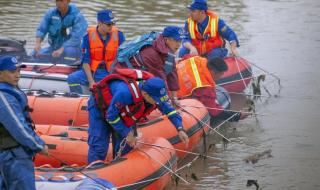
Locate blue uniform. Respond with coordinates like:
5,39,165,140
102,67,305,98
87,80,183,163
179,16,239,58
67,29,125,94
0,83,45,190
32,3,88,64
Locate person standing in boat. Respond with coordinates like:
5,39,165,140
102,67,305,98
0,56,49,190
179,0,240,59
32,0,88,65
176,56,249,121
67,9,125,94
87,69,189,163
114,26,183,107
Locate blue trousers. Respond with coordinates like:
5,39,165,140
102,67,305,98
87,99,132,163
0,156,36,190
30,46,80,65
67,68,109,94
178,46,228,59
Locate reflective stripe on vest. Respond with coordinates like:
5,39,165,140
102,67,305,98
125,105,138,121
190,57,202,87
130,83,139,99
188,18,196,39
135,69,143,79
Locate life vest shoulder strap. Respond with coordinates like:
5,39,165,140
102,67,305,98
93,70,148,104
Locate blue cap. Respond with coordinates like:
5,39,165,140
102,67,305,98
162,26,184,41
0,56,25,71
142,77,169,104
188,0,208,11
97,9,116,24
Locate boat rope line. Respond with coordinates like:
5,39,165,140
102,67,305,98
138,141,221,160
116,177,162,189
137,147,191,185
244,58,282,89
213,113,238,131
36,62,57,73
27,72,49,89
47,153,110,188
234,56,248,89
178,105,231,142
176,155,200,173
217,76,254,86
116,152,178,189
226,91,272,98
113,137,128,161
181,105,265,116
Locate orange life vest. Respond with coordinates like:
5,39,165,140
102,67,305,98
92,69,156,127
87,26,119,72
176,56,215,97
187,10,224,55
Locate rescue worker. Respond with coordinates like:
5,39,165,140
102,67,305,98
0,56,48,190
176,56,249,121
114,26,183,106
87,69,189,163
179,0,239,59
32,0,88,65
67,9,125,94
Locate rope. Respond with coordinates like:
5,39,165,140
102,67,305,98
138,141,221,160
137,147,191,185
178,106,232,142
182,104,265,116
175,155,200,173
234,57,248,89
217,76,254,86
48,153,109,188
244,58,281,92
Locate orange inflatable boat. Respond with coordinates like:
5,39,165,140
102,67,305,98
35,136,177,190
33,98,210,159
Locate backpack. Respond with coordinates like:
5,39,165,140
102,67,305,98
112,31,160,70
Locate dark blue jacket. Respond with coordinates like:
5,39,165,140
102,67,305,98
36,3,88,50
0,83,45,160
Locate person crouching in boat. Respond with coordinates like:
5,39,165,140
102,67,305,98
179,0,240,59
32,0,88,65
67,9,126,94
0,56,49,190
87,69,189,163
113,26,183,107
176,56,249,121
